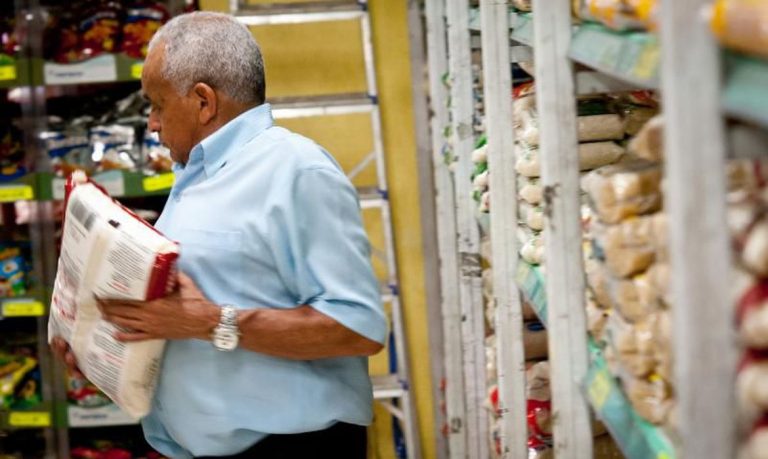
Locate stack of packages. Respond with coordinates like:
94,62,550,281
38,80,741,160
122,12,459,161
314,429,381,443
42,91,173,179
709,0,768,60
728,174,768,458
572,0,658,30
581,112,674,427
482,240,550,458
486,359,554,458
515,84,644,267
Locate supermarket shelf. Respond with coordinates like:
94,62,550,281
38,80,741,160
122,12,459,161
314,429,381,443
269,93,376,119
37,170,174,201
469,7,517,32
0,406,53,430
584,342,676,459
66,404,139,428
371,374,407,399
509,13,534,47
723,54,768,128
236,1,365,26
515,261,547,326
569,24,660,89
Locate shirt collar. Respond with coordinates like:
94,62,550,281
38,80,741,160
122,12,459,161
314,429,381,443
182,103,274,177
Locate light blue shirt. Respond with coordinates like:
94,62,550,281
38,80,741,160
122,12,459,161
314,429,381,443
142,104,388,457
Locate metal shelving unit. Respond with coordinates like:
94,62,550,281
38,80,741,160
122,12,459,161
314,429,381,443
426,0,763,458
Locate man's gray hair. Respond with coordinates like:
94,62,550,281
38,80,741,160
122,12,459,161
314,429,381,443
148,12,265,105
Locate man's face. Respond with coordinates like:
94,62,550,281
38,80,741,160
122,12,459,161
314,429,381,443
141,45,199,165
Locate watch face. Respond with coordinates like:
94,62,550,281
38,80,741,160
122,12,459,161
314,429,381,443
213,327,239,351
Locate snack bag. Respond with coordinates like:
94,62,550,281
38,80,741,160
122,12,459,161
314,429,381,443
48,172,178,419
710,0,768,60
78,1,124,60
120,2,170,60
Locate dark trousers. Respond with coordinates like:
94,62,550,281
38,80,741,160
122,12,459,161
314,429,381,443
195,422,367,459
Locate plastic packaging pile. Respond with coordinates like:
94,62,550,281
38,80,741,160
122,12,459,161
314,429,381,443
581,110,676,427
42,91,173,178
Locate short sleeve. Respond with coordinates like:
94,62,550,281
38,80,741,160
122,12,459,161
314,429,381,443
270,166,388,344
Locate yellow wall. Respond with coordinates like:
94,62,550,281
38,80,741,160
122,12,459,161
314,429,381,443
199,2,435,458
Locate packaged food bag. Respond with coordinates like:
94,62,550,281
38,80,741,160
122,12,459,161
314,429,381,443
48,171,178,419
710,0,768,60
582,159,663,224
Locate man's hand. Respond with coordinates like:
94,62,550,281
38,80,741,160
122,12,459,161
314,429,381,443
97,273,219,343
50,337,83,378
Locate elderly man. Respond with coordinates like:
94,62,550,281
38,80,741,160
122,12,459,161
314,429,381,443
51,11,386,459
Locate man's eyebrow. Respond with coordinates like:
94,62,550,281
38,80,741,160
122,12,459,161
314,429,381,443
141,92,151,102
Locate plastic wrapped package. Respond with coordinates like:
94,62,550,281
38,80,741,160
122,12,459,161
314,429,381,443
628,115,664,163
652,310,673,382
518,61,535,78
727,159,768,193
606,311,656,378
710,0,768,60
737,354,768,426
607,271,660,323
519,178,543,206
526,362,553,449
517,113,625,147
524,322,548,360
647,263,671,307
737,281,768,349
520,202,545,232
650,212,669,263
480,191,491,213
593,215,657,278
582,159,663,224
48,173,178,419
520,229,545,265
578,0,658,30
623,374,674,425
743,417,768,459
586,294,610,342
514,94,537,127
516,141,625,178
621,105,659,137
585,257,614,309
742,218,768,277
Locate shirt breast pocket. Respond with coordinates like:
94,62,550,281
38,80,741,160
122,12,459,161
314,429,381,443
178,229,245,300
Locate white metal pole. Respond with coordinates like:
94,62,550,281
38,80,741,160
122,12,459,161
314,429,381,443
478,0,528,457
531,0,594,456
445,0,489,456
424,0,468,457
660,0,736,457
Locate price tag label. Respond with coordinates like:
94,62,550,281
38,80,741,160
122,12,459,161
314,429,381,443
0,65,16,81
3,301,44,317
131,63,144,80
588,369,612,411
143,173,174,192
633,43,660,81
0,185,34,202
657,453,672,459
9,411,51,427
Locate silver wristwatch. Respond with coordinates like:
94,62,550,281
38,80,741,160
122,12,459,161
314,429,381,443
212,305,239,351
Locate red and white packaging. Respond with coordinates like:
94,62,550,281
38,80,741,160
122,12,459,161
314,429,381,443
48,171,178,419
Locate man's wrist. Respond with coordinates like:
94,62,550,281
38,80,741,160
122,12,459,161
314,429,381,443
197,300,221,341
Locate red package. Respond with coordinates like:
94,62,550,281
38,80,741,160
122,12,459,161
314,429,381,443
120,2,170,60
78,1,124,61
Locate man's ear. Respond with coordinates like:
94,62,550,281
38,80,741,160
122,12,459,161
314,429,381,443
192,82,217,125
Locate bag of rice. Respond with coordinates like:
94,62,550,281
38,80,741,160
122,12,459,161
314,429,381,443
48,171,178,419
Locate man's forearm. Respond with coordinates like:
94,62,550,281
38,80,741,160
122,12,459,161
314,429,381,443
196,302,384,359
